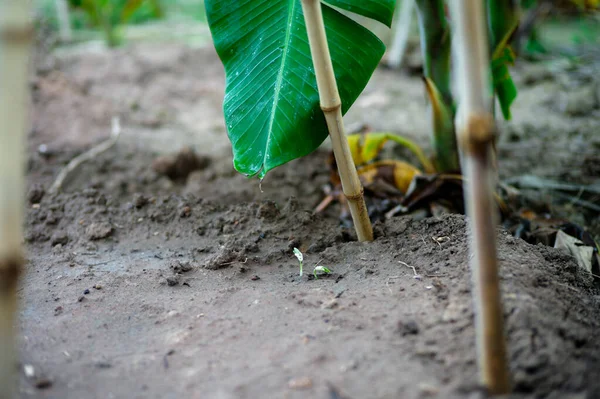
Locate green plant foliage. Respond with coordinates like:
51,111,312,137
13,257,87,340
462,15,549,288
487,0,519,120
415,0,452,103
491,47,517,120
68,0,162,26
121,0,164,24
66,0,163,46
414,0,459,173
423,77,459,172
205,1,394,178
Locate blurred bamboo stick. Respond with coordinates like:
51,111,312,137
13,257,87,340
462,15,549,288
0,1,34,398
448,0,510,394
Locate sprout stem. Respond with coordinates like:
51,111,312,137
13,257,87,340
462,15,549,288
0,1,33,397
301,0,373,242
449,0,510,394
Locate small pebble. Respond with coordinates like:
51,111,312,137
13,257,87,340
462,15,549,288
170,260,193,273
133,193,148,209
95,361,112,369
179,206,191,218
83,289,90,295
397,320,420,336
418,382,440,396
23,364,35,378
288,376,313,390
166,276,179,286
35,378,53,390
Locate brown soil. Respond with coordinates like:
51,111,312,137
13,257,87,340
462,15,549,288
18,39,600,399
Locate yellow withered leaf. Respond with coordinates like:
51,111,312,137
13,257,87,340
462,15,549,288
357,160,421,194
347,132,435,173
347,132,394,166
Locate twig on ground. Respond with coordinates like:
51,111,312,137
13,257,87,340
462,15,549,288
398,260,421,279
386,261,423,294
221,257,248,266
49,117,121,194
385,204,408,219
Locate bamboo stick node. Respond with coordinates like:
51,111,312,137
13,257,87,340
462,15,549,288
0,26,34,42
0,255,22,296
344,188,365,202
320,103,341,113
458,113,496,153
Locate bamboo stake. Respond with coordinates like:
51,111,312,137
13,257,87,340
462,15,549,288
448,0,510,394
0,1,33,397
300,0,373,242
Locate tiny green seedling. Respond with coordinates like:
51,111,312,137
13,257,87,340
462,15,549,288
293,248,333,279
293,248,304,277
313,266,332,280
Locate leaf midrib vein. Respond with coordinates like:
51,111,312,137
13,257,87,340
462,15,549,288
263,0,296,166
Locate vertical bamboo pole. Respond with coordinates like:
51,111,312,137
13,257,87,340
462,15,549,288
448,0,510,394
301,0,373,242
0,1,33,398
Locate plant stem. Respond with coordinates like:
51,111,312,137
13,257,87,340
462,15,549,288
301,0,373,242
386,0,415,69
0,1,33,397
487,0,520,121
94,0,119,47
54,0,73,42
487,0,520,57
448,1,510,395
415,0,451,101
415,0,460,172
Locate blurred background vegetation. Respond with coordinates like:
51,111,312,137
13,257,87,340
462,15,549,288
517,1,599,60
34,0,208,48
33,0,599,61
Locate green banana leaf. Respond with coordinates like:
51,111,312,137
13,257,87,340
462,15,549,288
206,0,394,178
491,46,518,120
